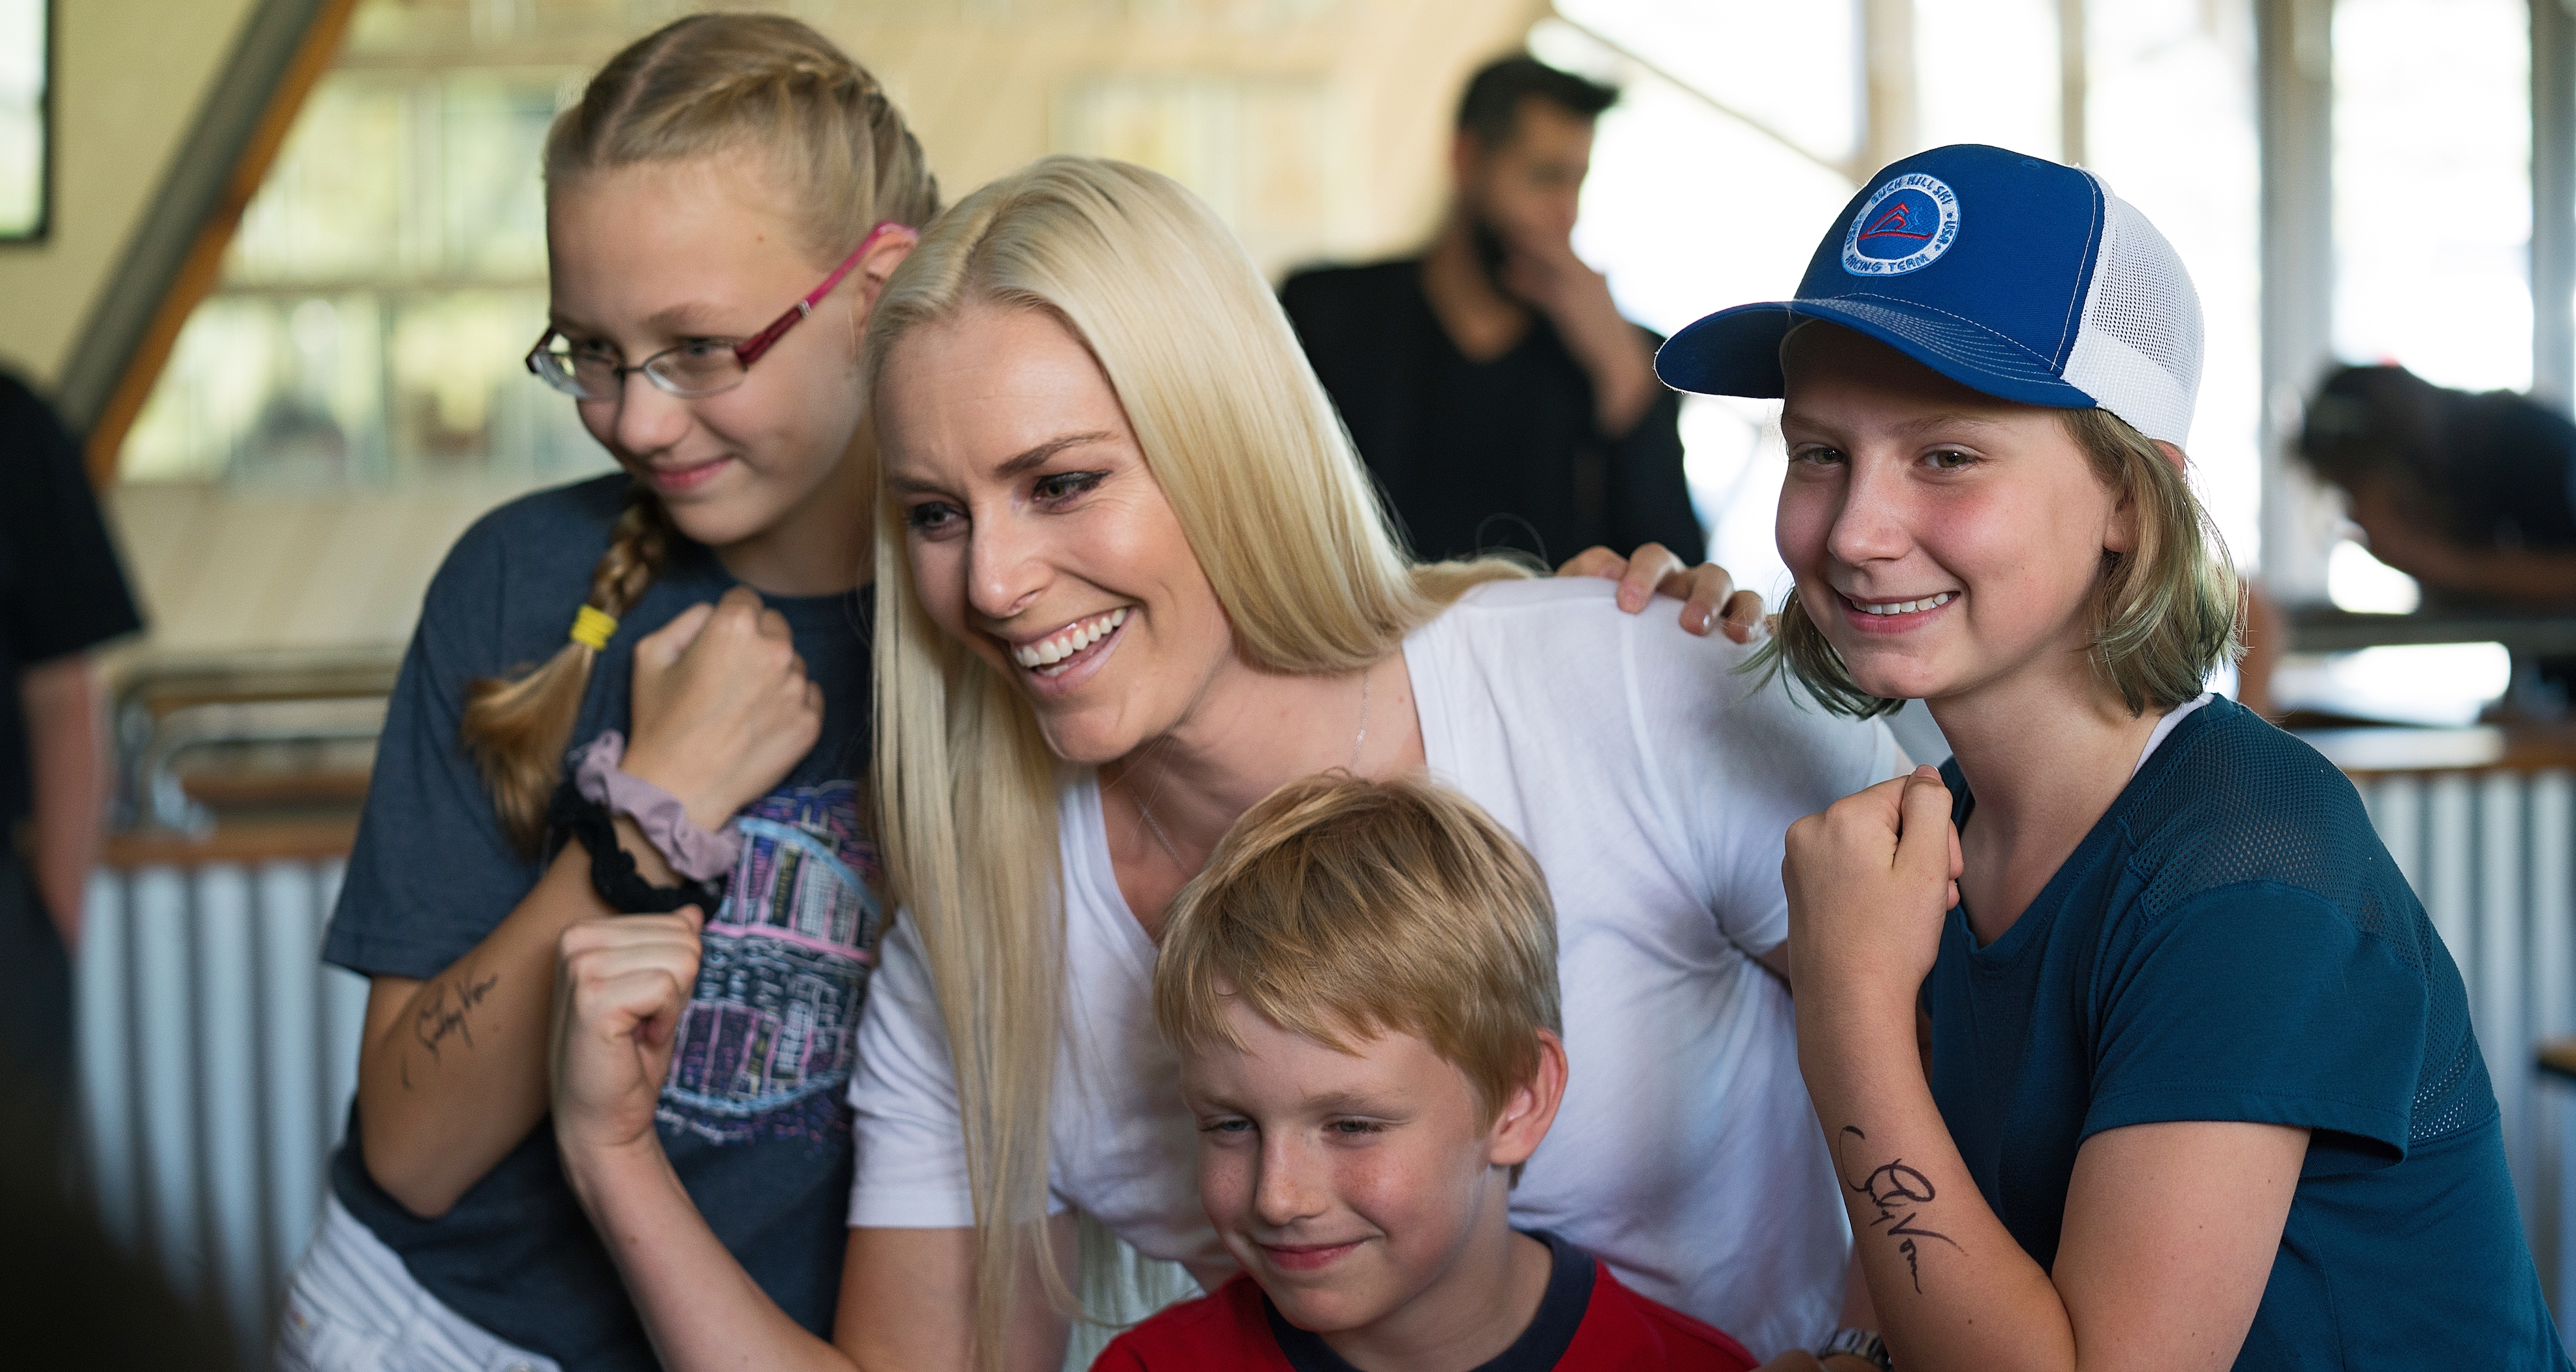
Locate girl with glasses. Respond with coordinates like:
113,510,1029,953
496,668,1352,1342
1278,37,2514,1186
278,16,935,1370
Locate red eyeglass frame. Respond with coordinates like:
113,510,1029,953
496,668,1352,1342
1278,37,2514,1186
527,219,916,395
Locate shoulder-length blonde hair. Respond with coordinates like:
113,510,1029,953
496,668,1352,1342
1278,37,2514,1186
862,156,1523,1362
1756,402,2242,718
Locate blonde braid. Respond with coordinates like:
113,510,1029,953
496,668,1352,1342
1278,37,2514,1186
460,486,676,853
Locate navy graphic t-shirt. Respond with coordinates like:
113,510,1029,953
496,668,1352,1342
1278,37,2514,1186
1926,697,2565,1368
322,474,878,1369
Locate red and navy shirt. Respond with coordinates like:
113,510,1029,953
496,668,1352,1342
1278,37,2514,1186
1094,1232,1755,1372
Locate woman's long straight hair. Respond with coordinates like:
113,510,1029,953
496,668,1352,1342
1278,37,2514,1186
459,12,938,850
863,156,1525,1364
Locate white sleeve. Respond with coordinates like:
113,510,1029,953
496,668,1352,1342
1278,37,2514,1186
846,909,978,1229
1625,617,1900,957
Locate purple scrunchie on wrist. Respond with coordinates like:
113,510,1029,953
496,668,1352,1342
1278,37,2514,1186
570,731,743,885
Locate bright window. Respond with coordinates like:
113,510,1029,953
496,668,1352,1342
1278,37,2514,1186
2081,1,2261,568
1915,0,2061,156
1535,0,2260,596
118,8,606,487
0,0,45,239
2309,0,2527,632
2333,0,2532,392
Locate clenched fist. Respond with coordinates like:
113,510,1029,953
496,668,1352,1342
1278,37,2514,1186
1783,766,1962,1018
550,908,704,1158
620,585,824,829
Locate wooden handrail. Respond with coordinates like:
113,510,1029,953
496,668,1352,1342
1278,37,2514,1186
2297,722,2576,776
104,814,359,868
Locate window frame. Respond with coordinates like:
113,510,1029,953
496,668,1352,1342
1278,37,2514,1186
0,0,54,244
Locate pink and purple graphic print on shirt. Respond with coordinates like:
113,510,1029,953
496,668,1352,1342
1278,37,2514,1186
657,779,881,1147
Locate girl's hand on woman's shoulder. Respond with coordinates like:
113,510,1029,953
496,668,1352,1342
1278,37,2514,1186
1783,766,1961,1018
550,907,705,1164
1557,543,1767,643
622,585,825,829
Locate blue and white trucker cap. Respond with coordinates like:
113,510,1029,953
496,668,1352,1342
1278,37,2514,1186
1654,143,2204,447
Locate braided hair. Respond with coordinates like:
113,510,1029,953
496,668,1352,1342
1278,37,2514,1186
461,487,673,850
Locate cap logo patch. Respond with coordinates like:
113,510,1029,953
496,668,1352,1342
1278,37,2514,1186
1842,173,1960,276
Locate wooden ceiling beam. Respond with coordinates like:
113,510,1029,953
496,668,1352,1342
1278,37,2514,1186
63,0,360,487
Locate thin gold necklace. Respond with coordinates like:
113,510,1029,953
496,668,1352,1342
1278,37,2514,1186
1129,664,1371,874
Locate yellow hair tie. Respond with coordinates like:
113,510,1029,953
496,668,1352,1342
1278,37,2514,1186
569,606,618,651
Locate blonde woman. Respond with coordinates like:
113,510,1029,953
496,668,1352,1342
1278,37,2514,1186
550,158,1892,1371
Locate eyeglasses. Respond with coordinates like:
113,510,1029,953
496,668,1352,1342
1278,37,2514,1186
525,220,913,402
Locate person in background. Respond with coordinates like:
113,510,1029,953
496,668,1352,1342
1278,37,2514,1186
1099,772,1758,1372
1281,54,1703,569
0,1060,242,1370
2227,363,2576,720
2299,363,2576,604
0,371,143,1110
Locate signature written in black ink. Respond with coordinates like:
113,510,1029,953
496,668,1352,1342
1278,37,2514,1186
408,970,500,1080
1839,1125,1963,1293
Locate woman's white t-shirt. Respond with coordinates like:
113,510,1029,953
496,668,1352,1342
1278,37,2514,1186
846,578,1899,1359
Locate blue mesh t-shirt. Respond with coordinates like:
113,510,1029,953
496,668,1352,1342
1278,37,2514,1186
321,474,879,1369
1926,697,2564,1368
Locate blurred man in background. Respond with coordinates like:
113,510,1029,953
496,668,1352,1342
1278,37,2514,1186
2300,363,2576,604
1,372,142,1111
1282,54,1702,567
2288,363,2576,717
2227,363,2576,723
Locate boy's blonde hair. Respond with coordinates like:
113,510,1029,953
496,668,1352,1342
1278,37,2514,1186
1154,773,1562,1124
1754,326,2242,718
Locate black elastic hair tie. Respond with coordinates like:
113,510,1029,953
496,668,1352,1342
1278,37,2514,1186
546,780,726,916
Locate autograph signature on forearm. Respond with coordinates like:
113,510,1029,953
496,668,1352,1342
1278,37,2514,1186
402,970,500,1087
1839,1125,1963,1293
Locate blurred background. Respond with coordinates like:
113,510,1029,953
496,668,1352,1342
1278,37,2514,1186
11,0,2560,714
6,0,2576,1362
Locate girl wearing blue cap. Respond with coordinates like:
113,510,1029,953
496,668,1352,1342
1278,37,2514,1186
1660,144,2565,1371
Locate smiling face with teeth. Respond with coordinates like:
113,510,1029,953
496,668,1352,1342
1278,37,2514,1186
877,304,1247,765
1775,325,2137,709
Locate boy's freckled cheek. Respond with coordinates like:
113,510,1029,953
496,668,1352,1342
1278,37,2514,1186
1197,1147,1252,1221
1331,1150,1425,1234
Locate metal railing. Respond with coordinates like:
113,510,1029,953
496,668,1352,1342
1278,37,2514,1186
110,650,399,835
79,852,369,1365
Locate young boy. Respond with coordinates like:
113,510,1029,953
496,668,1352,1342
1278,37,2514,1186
1096,774,1756,1372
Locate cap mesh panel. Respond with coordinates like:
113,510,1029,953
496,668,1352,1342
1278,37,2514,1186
2061,187,2205,446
